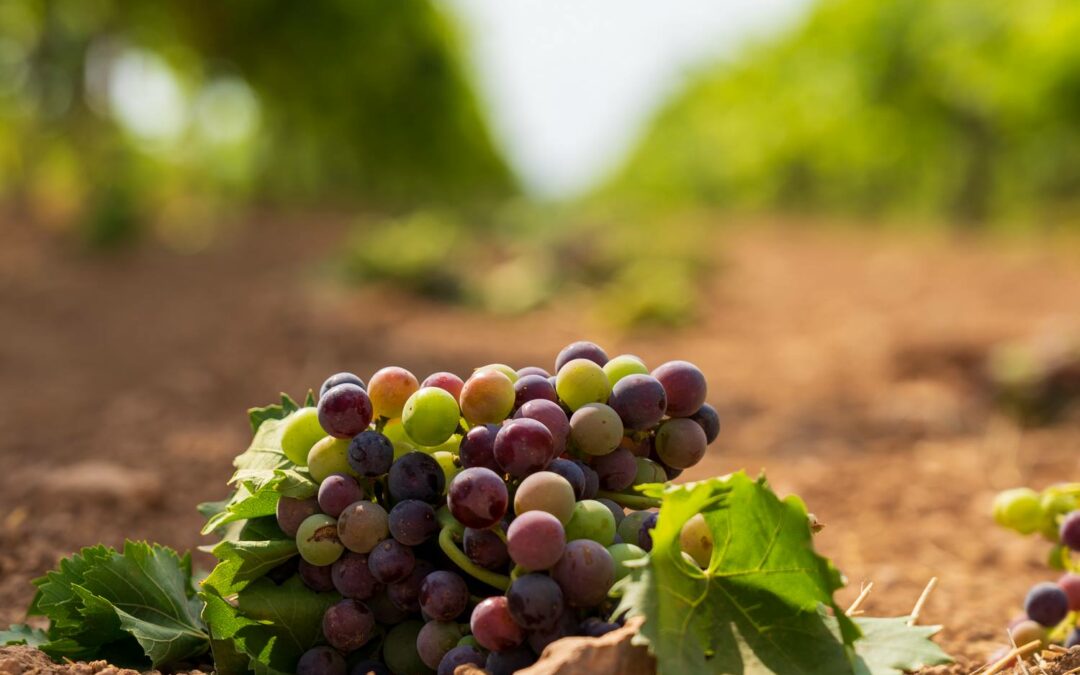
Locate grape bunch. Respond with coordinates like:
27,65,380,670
992,485,1080,652
274,341,721,675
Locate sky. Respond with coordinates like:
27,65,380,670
441,0,813,199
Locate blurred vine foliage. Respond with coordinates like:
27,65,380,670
0,0,513,246
603,0,1080,228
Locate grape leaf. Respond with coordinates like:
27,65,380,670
202,518,298,596
1,624,49,647
247,393,301,433
201,468,316,535
615,472,861,674
850,616,952,674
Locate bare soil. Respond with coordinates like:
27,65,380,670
1,216,1078,673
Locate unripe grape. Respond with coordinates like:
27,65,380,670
556,359,611,412
1008,619,1047,648
402,387,461,447
281,408,326,465
603,354,648,386
555,341,609,370
307,436,355,483
564,500,617,545
296,514,344,566
421,371,465,400
514,471,576,524
992,488,1044,535
369,367,420,419
569,403,623,456
460,369,516,425
337,501,389,554
680,513,713,567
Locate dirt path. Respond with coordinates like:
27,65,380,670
1,218,1078,669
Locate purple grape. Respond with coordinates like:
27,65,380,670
368,588,411,624
514,374,559,409
318,384,374,438
507,573,564,630
576,460,600,499
494,419,554,478
528,609,578,654
638,512,658,551
299,560,335,592
470,596,524,651
318,474,365,518
297,646,347,675
555,341,609,370
321,373,367,398
331,552,380,600
547,458,586,500
516,366,551,379
388,452,445,504
592,448,637,491
419,570,469,621
651,361,707,418
276,496,319,537
350,661,390,675
459,424,501,472
438,646,484,675
448,467,509,529
609,374,667,431
388,499,439,546
422,371,465,400
507,511,565,571
1061,510,1080,551
1067,627,1080,648
689,403,721,444
654,418,707,470
347,431,394,477
515,399,570,455
1024,582,1069,627
387,560,434,612
463,527,510,570
1060,573,1080,610
551,540,615,608
417,621,464,670
323,599,375,653
580,617,620,637
367,539,415,584
485,646,536,675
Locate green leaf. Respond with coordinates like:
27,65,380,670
304,390,317,408
247,393,301,433
851,617,952,675
1,624,49,647
615,472,860,675
203,518,298,596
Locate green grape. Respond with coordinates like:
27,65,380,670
633,457,667,485
603,354,648,387
477,363,519,383
383,619,432,675
618,511,652,545
281,408,327,465
433,450,461,488
607,542,647,581
556,359,612,412
456,635,481,649
307,436,354,482
514,471,576,524
1039,492,1075,541
565,499,616,545
993,488,1044,534
422,434,462,456
569,403,623,456
296,514,344,565
383,417,411,445
403,387,461,446
679,513,713,567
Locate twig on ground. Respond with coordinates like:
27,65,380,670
983,640,1042,675
846,582,874,616
908,577,938,626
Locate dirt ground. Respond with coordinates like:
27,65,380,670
1,215,1078,672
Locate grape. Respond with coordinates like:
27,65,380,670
661,462,683,481
556,341,609,370
369,367,421,421
318,474,365,518
347,431,394,477
517,366,550,379
350,661,390,675
276,496,319,537
437,645,484,675
507,573,564,630
638,512,659,551
459,424,501,472
556,359,612,412
432,450,461,487
514,374,559,408
369,588,411,625
322,599,375,653
596,498,625,526
514,471,576,524
299,560,336,592
416,621,464,670
654,418,707,470
1059,573,1080,610
578,461,600,499
514,399,570,455
337,501,389,554
651,360,707,417
318,384,374,439
620,434,652,457
463,527,510,570
689,403,721,444
1060,510,1080,550
565,500,616,545
607,542,647,581
569,403,624,456
470,596,525,651
485,647,536,675
633,457,667,486
592,448,637,491
331,552,380,600
297,646,347,675
580,617,620,637
308,436,355,483
297,514,345,565
368,539,415,584
389,500,439,546
618,511,652,545
1067,627,1080,648
383,620,428,675
387,560,434,612
528,608,578,654
1024,582,1069,626
992,488,1044,534
609,374,667,431
281,408,327,465
447,467,509,529
494,418,554,477
402,387,461,447
320,372,367,398
507,511,566,570
680,513,713,567
546,458,586,500
1009,619,1047,648
460,369,516,425
419,570,469,621
388,452,446,504
551,539,615,607
422,371,465,400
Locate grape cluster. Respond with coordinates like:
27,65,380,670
276,341,720,675
992,486,1080,652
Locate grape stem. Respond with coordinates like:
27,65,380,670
438,527,511,591
597,490,662,510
